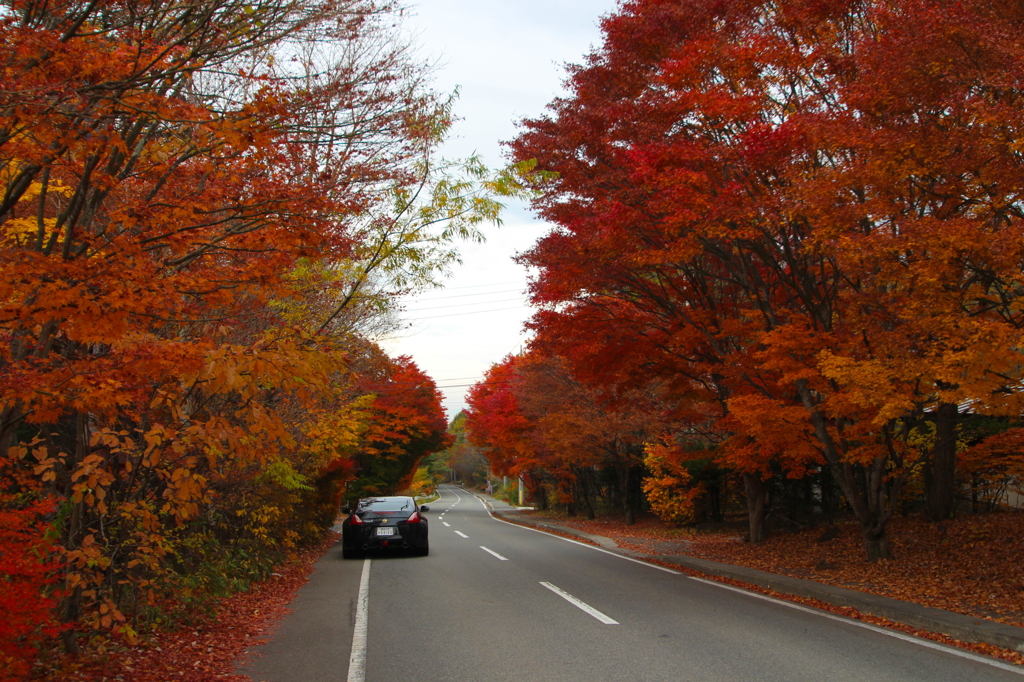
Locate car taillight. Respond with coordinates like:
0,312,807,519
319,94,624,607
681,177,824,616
406,511,421,524
351,514,364,525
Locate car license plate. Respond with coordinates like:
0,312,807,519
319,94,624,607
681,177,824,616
376,527,394,536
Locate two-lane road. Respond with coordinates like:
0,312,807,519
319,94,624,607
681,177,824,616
239,485,1024,682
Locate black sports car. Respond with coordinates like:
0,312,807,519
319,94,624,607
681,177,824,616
341,496,429,559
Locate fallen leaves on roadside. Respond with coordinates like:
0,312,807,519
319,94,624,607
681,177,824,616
517,510,1024,663
40,532,339,682
639,555,1024,667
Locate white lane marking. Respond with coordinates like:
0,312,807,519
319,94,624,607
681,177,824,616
687,578,1024,676
480,546,508,561
456,486,1021,672
442,522,450,527
454,531,469,538
540,582,619,625
481,504,680,575
346,558,371,682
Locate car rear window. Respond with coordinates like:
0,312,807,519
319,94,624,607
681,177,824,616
358,498,413,512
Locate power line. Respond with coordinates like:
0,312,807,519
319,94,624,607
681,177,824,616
428,279,523,292
405,305,528,321
405,297,525,312
435,380,521,390
407,288,523,302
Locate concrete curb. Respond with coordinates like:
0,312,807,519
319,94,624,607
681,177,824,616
492,508,1024,655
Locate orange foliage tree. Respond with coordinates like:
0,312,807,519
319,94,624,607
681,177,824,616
467,350,667,523
344,345,452,501
0,0,500,665
510,0,1024,559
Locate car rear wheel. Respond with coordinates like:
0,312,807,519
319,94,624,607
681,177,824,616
414,540,429,556
342,546,362,560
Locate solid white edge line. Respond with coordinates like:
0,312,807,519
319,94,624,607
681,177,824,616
687,578,1024,676
345,558,371,682
473,493,680,575
540,581,619,625
454,530,469,538
456,485,1022,673
480,546,509,561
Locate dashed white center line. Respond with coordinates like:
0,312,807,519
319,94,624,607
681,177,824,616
540,582,619,625
454,531,469,538
442,522,450,527
480,546,508,561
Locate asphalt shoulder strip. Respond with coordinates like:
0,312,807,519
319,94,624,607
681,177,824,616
479,501,1024,655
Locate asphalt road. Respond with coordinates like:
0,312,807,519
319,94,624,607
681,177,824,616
238,485,1024,682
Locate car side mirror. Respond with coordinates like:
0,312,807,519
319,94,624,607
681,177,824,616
420,505,430,512
342,506,351,515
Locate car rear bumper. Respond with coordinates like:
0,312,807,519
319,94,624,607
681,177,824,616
344,530,427,551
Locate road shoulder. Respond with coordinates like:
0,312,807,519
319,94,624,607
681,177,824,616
235,531,363,682
462,488,1024,656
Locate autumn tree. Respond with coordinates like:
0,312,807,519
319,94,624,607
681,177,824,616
344,344,451,500
465,356,540,495
511,0,1024,559
0,0,506,659
466,349,668,522
442,411,489,487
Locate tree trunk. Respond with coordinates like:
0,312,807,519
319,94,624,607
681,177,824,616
796,379,897,560
61,586,82,655
819,466,834,525
621,466,635,525
743,472,768,543
579,469,596,520
709,476,723,523
61,496,83,655
862,525,890,562
533,477,549,511
924,402,958,521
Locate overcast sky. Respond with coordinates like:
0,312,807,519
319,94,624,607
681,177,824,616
380,0,619,418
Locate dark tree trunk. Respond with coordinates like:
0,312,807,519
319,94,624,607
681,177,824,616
862,524,890,561
796,380,902,560
59,412,88,654
62,497,83,655
534,478,549,511
709,476,723,523
819,466,834,525
61,586,82,655
621,466,635,525
578,468,596,520
742,472,769,543
924,402,958,521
